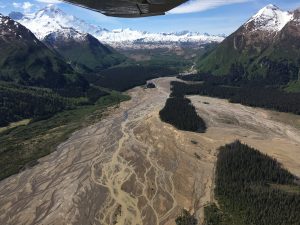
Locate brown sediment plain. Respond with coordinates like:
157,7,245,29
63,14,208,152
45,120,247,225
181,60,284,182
0,77,300,225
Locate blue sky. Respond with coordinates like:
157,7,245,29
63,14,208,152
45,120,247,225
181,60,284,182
0,0,300,34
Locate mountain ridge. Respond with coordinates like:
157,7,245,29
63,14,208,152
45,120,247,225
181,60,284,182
43,27,126,71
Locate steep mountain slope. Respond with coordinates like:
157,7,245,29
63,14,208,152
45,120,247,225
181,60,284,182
43,28,126,71
15,5,224,49
197,4,300,88
264,9,300,87
0,13,88,92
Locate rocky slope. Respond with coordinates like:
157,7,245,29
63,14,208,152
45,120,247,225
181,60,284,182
197,4,300,89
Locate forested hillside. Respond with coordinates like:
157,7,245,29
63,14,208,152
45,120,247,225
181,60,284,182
204,141,300,225
87,65,177,91
0,14,90,94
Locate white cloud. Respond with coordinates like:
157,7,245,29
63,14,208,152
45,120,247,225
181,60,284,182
12,2,34,12
169,0,251,14
23,2,34,10
12,2,21,8
35,0,62,3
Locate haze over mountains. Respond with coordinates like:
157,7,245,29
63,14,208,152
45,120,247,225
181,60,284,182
9,5,225,49
197,4,300,90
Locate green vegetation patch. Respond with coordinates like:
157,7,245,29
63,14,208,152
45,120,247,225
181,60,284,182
207,141,300,225
159,97,206,132
203,204,226,225
159,79,207,133
0,92,130,181
285,80,300,93
175,209,197,225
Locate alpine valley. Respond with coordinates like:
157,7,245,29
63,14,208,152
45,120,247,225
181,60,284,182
1,3,300,225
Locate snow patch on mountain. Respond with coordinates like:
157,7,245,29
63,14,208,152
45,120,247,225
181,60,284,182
246,4,293,32
44,27,88,43
0,13,40,44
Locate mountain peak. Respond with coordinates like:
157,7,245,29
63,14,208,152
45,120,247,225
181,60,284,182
17,6,107,39
264,4,279,10
35,4,66,19
46,4,57,10
246,5,293,32
44,27,88,43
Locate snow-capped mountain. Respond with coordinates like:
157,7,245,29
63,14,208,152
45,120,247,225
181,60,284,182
97,28,224,48
245,4,293,32
43,27,126,70
197,4,300,84
44,27,88,43
13,5,107,39
0,13,31,40
12,5,224,49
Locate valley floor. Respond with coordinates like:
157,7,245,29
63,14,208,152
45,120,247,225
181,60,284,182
0,77,300,225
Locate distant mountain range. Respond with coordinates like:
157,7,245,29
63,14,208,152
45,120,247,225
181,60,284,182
197,4,300,90
9,5,225,49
